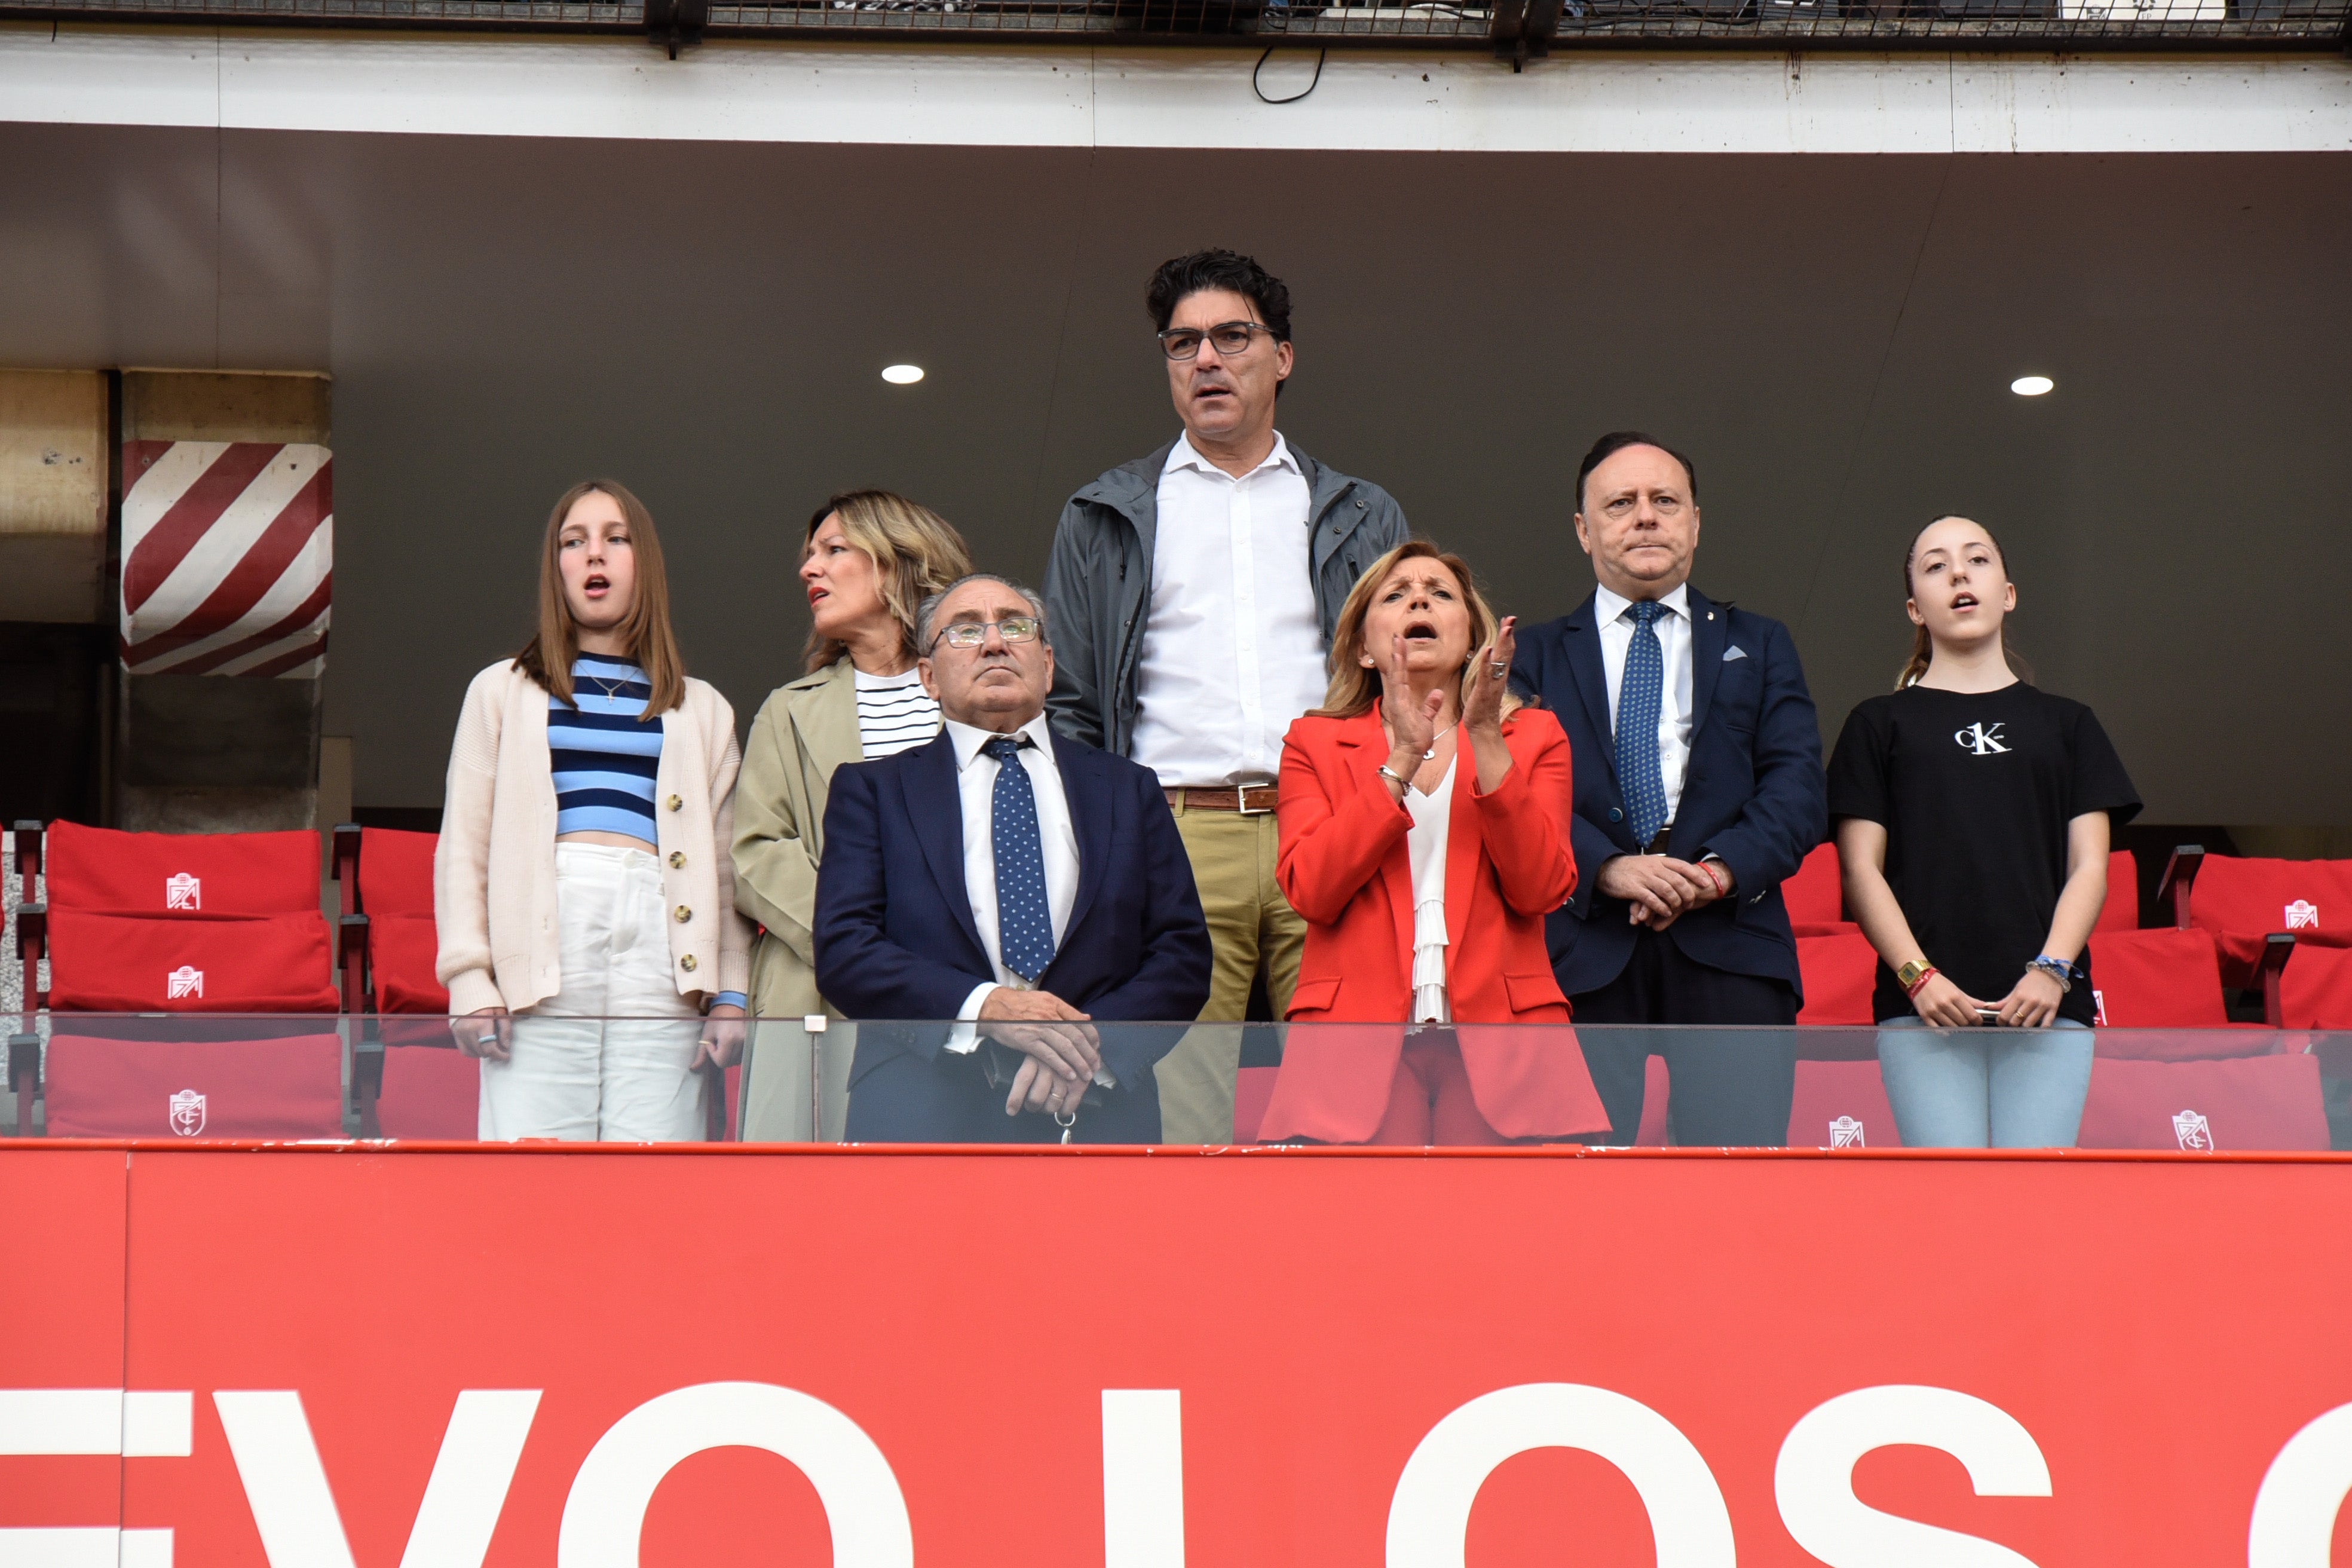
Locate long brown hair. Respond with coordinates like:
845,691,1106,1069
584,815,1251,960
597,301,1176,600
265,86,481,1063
801,490,973,673
1312,540,1522,722
1897,514,2031,691
514,479,686,715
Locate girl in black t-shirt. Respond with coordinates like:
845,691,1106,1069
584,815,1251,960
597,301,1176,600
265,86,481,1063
1826,516,2140,1148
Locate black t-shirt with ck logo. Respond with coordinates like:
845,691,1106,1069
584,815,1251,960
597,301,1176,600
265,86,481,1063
1826,682,2142,1024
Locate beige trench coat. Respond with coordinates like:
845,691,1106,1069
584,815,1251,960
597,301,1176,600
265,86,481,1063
730,657,866,1019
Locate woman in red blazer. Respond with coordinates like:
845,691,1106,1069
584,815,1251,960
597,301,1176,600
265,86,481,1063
1262,541,1610,1146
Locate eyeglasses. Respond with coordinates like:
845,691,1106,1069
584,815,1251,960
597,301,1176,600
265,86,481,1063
1157,321,1275,362
930,615,1041,651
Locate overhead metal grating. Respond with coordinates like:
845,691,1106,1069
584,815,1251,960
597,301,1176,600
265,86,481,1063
3,0,2345,51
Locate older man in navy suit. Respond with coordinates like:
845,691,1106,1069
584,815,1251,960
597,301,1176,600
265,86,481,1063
1512,431,1827,1146
816,572,1212,1143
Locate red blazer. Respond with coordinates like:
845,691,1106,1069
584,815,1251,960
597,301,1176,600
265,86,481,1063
1262,706,1607,1143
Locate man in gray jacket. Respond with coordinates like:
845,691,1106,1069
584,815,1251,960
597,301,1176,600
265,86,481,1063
1043,249,1409,1142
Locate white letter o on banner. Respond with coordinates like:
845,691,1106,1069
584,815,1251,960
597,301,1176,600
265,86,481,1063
556,1382,912,1568
1385,1383,1735,1567
2249,1402,2352,1568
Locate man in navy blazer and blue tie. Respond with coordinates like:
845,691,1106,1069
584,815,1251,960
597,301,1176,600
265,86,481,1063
815,572,1213,1143
1512,432,1828,1146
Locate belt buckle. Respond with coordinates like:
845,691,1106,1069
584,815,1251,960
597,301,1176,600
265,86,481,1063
1235,783,1275,816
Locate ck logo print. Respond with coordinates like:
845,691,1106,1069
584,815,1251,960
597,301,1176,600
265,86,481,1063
1954,722,2010,756
2284,899,2319,930
167,965,205,1000
166,872,201,910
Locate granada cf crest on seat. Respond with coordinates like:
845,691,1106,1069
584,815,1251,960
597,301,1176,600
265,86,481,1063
169,1089,207,1137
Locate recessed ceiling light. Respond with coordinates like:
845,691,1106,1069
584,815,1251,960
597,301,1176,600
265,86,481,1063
881,365,924,385
2010,375,2054,397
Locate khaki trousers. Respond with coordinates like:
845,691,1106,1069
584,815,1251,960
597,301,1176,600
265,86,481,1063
1156,803,1304,1143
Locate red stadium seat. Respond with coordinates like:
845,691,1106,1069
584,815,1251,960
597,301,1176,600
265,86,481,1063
367,914,451,1013
1796,932,1878,1026
347,828,447,1013
2278,941,2352,1030
2094,849,2139,932
2185,855,2352,987
1788,1059,1900,1148
371,1027,480,1140
44,909,340,1013
1784,842,1853,936
2084,927,2231,1028
42,1021,347,1139
44,820,321,915
2077,1051,2329,1151
356,826,437,915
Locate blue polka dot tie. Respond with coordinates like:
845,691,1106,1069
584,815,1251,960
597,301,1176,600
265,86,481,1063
1616,601,1668,850
984,735,1058,984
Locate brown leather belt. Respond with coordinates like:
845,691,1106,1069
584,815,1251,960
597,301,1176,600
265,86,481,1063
1165,784,1278,815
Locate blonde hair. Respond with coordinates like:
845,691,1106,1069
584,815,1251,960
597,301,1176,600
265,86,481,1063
801,490,974,673
1313,540,1523,722
1897,514,2032,691
514,479,684,716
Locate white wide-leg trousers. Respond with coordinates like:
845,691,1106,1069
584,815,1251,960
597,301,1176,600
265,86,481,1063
480,842,705,1142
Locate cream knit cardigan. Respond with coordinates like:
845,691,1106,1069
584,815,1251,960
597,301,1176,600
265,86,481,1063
433,659,754,1017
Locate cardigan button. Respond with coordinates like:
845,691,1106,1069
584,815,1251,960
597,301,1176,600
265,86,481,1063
1607,807,1624,823
675,905,693,923
680,954,698,973
668,851,685,869
666,794,684,811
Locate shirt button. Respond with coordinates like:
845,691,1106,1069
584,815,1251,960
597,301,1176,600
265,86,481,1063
668,851,685,869
675,905,693,923
680,954,698,972
1608,807,1624,822
666,794,684,811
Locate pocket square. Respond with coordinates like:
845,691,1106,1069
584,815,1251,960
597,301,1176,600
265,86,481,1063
1722,645,1748,663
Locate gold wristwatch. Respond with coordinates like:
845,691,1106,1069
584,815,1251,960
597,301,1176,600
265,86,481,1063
1895,959,1934,992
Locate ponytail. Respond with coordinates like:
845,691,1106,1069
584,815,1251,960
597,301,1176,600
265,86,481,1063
1896,515,2031,691
1896,623,1934,690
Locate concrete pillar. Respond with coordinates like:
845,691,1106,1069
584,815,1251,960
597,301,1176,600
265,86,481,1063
118,370,332,833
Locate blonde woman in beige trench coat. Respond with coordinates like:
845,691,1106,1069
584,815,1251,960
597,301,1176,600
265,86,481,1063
732,491,973,1023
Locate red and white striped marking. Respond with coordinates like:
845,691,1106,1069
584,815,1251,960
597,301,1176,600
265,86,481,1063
120,440,332,679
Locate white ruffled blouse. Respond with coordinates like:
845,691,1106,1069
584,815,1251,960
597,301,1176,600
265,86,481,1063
1403,759,1457,1024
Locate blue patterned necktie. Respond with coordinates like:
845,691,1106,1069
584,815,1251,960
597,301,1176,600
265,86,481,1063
984,735,1058,984
1616,600,1669,849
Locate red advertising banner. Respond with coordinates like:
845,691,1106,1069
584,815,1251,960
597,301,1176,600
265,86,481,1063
3,1143,2350,1566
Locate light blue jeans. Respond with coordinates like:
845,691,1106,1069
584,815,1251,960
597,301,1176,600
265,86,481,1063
1877,1016,2094,1149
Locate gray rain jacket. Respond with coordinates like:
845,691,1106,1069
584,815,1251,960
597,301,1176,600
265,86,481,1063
1042,438,1411,757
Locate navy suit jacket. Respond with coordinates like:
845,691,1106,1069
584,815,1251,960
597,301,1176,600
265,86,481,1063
1512,586,1827,1000
812,725,1213,1092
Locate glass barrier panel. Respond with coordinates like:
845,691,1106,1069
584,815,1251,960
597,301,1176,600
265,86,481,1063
4,1015,2346,1152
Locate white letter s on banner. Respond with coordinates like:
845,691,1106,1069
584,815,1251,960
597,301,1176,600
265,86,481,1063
1774,1385,2050,1567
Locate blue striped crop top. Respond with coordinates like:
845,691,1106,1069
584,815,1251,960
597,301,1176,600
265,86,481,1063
550,653,663,843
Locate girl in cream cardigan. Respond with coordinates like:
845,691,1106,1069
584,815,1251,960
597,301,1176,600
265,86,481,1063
434,479,752,1141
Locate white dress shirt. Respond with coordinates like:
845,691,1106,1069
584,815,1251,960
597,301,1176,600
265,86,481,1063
1594,581,1695,830
1130,431,1326,788
1404,760,1456,1024
944,713,1086,1059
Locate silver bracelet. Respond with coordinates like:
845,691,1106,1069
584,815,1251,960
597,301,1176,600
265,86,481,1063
2026,955,2074,993
1377,763,1410,790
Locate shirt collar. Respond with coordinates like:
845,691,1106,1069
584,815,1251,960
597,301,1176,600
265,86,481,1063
1163,430,1298,482
1594,581,1690,628
945,711,1057,773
